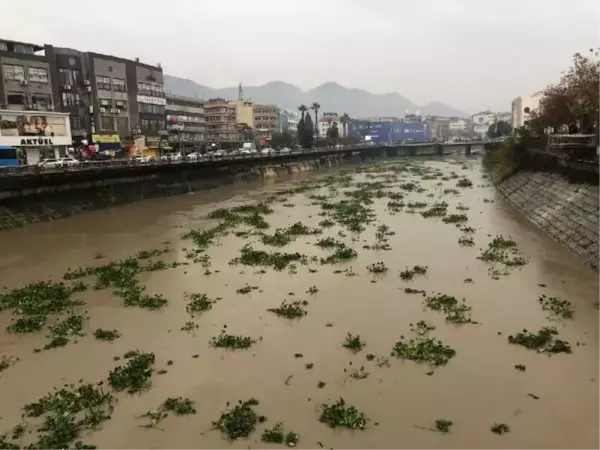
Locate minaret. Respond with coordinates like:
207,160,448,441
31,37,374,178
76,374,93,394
238,82,244,101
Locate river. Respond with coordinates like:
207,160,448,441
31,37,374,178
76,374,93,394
0,156,597,449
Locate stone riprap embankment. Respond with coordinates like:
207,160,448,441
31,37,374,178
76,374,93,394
498,170,599,270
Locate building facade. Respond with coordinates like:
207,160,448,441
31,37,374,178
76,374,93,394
347,120,428,143
471,111,496,137
318,112,340,138
165,94,205,151
253,103,277,141
511,94,542,130
235,100,255,129
424,116,451,141
204,98,238,145
276,108,299,134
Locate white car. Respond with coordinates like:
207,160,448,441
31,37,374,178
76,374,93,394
261,147,275,155
279,147,291,154
133,155,152,163
209,150,225,158
60,157,80,167
38,157,80,168
186,152,202,161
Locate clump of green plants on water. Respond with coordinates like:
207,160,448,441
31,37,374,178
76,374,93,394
21,382,114,449
261,423,299,447
320,243,358,265
399,265,428,280
186,292,218,315
491,423,510,434
319,398,367,430
538,295,573,319
213,398,266,440
267,300,308,319
349,367,369,379
443,188,460,195
435,419,453,433
458,236,475,247
318,219,335,228
342,333,365,351
141,397,197,428
1,281,85,334
508,327,571,354
478,235,528,274
404,288,427,295
44,314,87,350
306,285,319,295
421,202,448,218
411,320,436,336
108,350,155,393
456,178,473,187
392,322,456,368
0,354,18,373
180,321,199,333
322,199,376,233
442,213,469,224
236,284,259,294
424,294,472,324
93,328,121,342
231,245,308,271
461,226,476,233
369,224,394,250
367,261,388,273
210,331,256,349
259,221,322,247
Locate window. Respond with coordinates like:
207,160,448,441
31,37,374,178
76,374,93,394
62,92,82,107
115,100,127,110
0,42,7,51
6,92,25,105
99,98,112,108
97,76,111,91
101,116,114,131
116,117,129,133
14,44,33,54
138,103,164,114
58,68,81,86
112,78,126,92
32,93,51,108
28,67,48,83
70,116,82,130
3,64,25,81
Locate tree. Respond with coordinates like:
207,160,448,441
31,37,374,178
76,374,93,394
302,112,314,149
311,102,320,146
340,113,350,139
271,131,294,149
486,120,512,138
326,123,339,143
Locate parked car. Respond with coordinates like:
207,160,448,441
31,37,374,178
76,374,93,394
132,155,153,163
38,157,80,168
279,147,291,154
186,152,202,161
261,147,275,155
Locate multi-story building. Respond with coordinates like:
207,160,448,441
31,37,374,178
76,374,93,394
424,116,452,141
511,94,543,132
204,98,238,146
253,103,277,141
235,100,255,129
276,108,299,134
471,111,496,137
318,112,340,138
165,94,205,151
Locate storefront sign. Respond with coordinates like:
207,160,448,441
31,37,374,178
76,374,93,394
136,95,166,106
0,110,72,146
92,134,120,144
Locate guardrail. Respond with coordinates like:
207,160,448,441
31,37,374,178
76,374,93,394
0,141,484,177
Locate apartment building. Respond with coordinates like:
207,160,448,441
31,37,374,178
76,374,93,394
318,112,340,138
253,103,277,140
204,98,238,145
166,94,205,150
235,100,255,129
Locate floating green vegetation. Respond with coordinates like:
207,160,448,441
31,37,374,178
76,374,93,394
404,288,427,295
376,356,391,368
260,222,322,247
306,285,319,295
210,332,256,349
108,350,156,393
478,236,528,274
508,327,571,354
320,244,358,265
456,178,473,187
342,333,365,351
435,419,453,433
185,293,218,315
267,300,308,319
93,328,121,342
213,398,265,440
21,382,114,449
318,219,335,228
514,364,526,371
236,284,259,295
424,294,472,324
261,423,284,444
399,265,428,280
44,314,87,350
367,261,388,273
349,367,369,379
443,188,460,195
538,295,573,319
323,199,375,233
180,321,199,333
1,281,85,334
392,337,456,367
0,354,18,372
282,203,295,208
421,202,448,218
317,381,326,388
411,320,436,336
442,213,469,224
141,397,197,428
458,236,475,246
456,203,470,211
491,423,510,435
315,237,344,248
116,284,168,310
319,398,367,430
461,226,476,233
386,200,405,212
231,245,308,271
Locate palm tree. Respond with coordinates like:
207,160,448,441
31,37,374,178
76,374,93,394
340,113,350,139
311,102,320,145
298,105,307,120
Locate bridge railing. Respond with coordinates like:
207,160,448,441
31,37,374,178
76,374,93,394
0,141,482,177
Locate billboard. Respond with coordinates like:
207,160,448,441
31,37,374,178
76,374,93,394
348,121,428,143
0,111,72,146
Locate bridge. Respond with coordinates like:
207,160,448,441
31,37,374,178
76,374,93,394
0,141,484,178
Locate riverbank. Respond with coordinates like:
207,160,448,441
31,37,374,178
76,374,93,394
0,153,355,231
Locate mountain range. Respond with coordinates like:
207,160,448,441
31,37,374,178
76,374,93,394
164,75,468,118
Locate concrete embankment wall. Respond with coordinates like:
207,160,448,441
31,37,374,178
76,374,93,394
497,168,599,271
0,153,354,231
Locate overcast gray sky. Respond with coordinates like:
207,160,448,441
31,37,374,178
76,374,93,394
2,0,598,113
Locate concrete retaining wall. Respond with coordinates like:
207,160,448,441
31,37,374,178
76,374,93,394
0,153,352,231
498,171,599,270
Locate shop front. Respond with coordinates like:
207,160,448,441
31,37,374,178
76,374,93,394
0,110,72,165
90,134,126,159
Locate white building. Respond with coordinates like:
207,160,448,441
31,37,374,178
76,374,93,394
449,119,468,131
511,93,543,130
318,112,340,137
471,111,496,137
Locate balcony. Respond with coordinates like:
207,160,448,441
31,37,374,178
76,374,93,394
166,104,204,114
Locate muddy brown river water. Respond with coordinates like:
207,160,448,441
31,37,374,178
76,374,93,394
0,157,598,449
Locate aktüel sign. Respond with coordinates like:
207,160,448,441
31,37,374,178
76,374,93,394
20,137,54,145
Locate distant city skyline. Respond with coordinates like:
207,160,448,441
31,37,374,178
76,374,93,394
1,0,598,113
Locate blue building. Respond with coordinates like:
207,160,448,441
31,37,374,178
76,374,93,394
347,121,428,143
